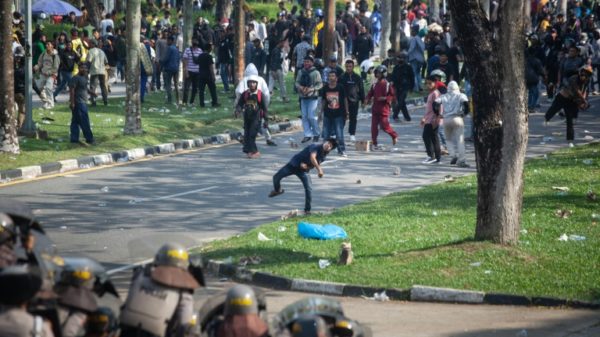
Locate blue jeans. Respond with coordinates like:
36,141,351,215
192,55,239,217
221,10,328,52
54,71,72,98
220,63,230,92
70,102,94,143
141,72,148,103
322,115,345,153
528,85,539,109
346,36,353,55
117,60,125,81
273,164,313,212
372,27,381,47
410,60,424,91
300,98,320,137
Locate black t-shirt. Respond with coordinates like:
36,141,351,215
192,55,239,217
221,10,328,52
197,53,214,79
321,84,346,118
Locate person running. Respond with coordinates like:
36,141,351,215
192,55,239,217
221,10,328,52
421,75,443,164
269,138,338,215
365,65,398,149
236,76,268,159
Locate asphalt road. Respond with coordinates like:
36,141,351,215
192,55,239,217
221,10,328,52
6,94,600,337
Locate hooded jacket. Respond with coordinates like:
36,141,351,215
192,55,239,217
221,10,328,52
235,63,271,107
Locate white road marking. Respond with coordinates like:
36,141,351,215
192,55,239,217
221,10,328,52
135,186,218,203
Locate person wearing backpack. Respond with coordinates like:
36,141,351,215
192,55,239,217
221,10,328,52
295,55,323,143
236,76,268,159
182,39,203,106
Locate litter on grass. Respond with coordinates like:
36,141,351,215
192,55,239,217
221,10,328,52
318,259,331,269
444,175,455,182
552,186,569,192
558,234,586,241
298,222,347,240
257,232,271,241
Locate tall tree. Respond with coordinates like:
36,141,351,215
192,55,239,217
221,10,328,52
82,0,101,28
234,0,245,85
124,0,143,135
390,0,401,52
0,0,19,154
380,0,391,59
448,0,529,244
183,0,194,49
321,0,336,61
215,0,233,23
430,0,440,22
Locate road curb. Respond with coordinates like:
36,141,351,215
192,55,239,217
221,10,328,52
205,260,600,309
0,119,305,184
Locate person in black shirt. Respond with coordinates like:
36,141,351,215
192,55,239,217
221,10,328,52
54,41,80,102
390,52,415,121
321,71,348,156
353,25,373,66
339,59,365,142
236,76,268,159
197,43,220,108
217,28,234,92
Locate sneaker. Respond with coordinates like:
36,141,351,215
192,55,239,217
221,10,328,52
426,158,440,164
350,135,356,142
450,157,458,165
422,157,433,164
266,139,277,146
569,142,575,148
301,137,312,143
457,161,470,168
313,136,320,142
339,151,347,157
268,189,284,197
392,137,398,145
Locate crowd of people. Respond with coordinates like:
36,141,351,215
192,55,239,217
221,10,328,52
0,199,370,337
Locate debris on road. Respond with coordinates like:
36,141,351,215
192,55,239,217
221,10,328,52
356,179,362,184
393,167,401,176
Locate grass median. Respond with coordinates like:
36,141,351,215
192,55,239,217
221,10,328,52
198,142,600,302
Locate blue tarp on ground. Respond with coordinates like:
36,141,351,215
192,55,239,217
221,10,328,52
298,222,348,240
32,0,82,16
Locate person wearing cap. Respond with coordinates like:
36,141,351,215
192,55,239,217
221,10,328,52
236,75,268,158
296,55,324,143
0,265,55,337
120,243,200,337
544,65,593,143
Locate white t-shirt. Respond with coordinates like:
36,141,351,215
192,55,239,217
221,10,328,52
100,18,114,36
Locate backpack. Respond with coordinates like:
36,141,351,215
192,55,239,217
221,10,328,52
298,68,313,87
242,90,264,118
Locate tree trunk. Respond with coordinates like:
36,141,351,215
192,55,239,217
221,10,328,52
558,0,568,15
390,0,401,52
430,0,440,23
234,0,245,85
82,0,102,28
183,0,193,49
380,0,391,59
322,0,336,61
115,0,125,13
215,0,233,23
448,0,529,244
0,0,19,154
124,0,143,135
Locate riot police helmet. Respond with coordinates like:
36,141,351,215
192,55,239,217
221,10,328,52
224,284,259,316
290,315,331,337
151,243,200,290
154,242,190,269
0,213,17,244
0,264,42,305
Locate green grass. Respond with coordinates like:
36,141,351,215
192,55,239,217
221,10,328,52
198,143,600,302
1,75,299,171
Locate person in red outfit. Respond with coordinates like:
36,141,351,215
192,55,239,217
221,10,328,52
365,65,398,148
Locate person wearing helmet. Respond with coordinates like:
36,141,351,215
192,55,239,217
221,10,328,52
212,285,269,337
236,75,268,159
0,265,55,337
120,243,201,337
289,315,330,337
544,65,593,144
0,213,18,268
390,51,415,122
85,307,119,337
296,55,324,143
365,65,398,149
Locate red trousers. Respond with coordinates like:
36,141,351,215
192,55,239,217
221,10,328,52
371,113,398,145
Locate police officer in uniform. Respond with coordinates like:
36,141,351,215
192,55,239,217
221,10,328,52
289,315,330,337
0,265,55,337
211,284,270,337
120,243,200,337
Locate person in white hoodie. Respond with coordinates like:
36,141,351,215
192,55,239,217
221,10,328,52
434,81,470,167
235,63,277,146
